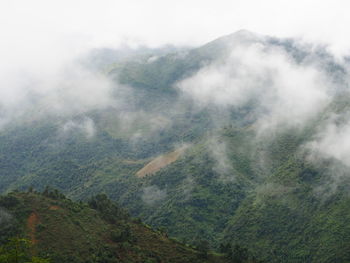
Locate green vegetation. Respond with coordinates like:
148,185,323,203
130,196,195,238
0,191,260,263
0,238,49,263
0,32,350,263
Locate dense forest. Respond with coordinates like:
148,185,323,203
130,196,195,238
0,190,262,263
1,31,350,262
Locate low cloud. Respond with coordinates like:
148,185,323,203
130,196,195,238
0,208,12,226
177,42,332,134
0,61,119,128
181,176,195,201
141,185,167,205
306,114,350,167
207,136,235,181
119,111,171,143
61,117,96,139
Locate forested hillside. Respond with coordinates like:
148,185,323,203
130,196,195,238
1,31,350,262
1,191,254,263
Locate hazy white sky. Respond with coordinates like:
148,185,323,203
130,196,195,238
1,0,349,57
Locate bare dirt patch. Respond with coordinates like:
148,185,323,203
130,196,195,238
49,205,60,210
136,145,189,177
27,212,39,245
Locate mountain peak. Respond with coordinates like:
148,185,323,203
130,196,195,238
198,29,262,56
224,29,263,43
232,29,256,37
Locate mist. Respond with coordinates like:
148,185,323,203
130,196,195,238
60,117,96,139
0,60,119,128
0,208,12,227
1,0,350,131
2,3,350,261
177,41,333,134
305,110,350,175
141,185,167,205
1,1,350,202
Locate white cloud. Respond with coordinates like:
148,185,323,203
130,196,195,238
141,185,167,205
177,43,332,132
0,62,119,128
307,116,350,167
208,136,234,180
0,0,348,139
0,0,347,128
61,117,96,139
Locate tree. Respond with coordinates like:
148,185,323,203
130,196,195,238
196,239,210,259
88,194,128,223
0,237,50,263
219,242,231,255
232,244,249,263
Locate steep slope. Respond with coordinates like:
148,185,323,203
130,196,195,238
0,30,349,263
0,191,235,263
136,145,189,177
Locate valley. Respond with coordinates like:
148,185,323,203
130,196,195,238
1,30,350,262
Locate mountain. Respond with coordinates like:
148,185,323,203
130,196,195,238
0,30,350,262
0,191,243,263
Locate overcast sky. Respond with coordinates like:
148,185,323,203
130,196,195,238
1,0,349,58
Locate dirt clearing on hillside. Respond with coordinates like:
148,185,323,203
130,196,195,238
136,145,189,177
27,212,39,245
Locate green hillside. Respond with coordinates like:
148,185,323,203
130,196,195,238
0,31,349,262
0,191,255,263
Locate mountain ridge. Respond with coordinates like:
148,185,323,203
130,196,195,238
0,31,349,262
